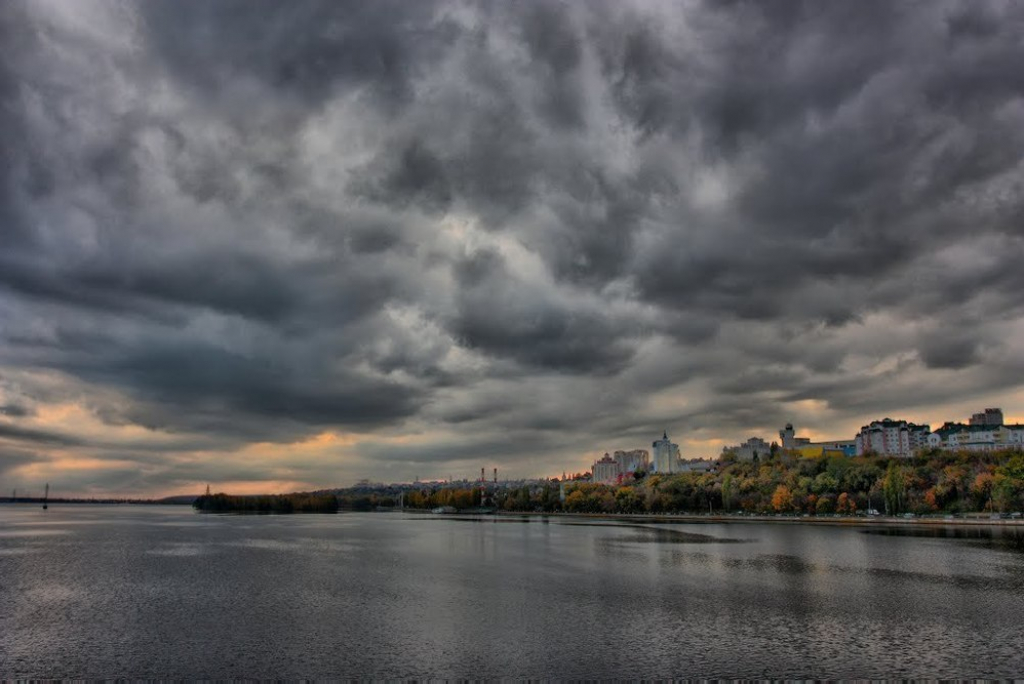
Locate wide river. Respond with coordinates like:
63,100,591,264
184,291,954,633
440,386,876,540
1,505,1022,678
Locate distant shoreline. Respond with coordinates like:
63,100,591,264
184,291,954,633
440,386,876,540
1,499,192,506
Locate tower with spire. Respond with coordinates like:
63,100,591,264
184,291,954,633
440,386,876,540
652,430,681,474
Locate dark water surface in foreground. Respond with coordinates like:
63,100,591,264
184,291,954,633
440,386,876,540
1,505,1023,678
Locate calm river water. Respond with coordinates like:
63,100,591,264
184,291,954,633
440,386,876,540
1,505,1022,678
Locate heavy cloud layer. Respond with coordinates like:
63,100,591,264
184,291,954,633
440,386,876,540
2,0,1024,495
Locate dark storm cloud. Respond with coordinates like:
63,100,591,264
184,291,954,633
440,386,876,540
917,332,982,370
0,404,33,418
449,248,638,373
105,342,422,429
2,0,1024,492
617,0,1024,324
0,423,85,448
0,4,48,252
351,140,453,214
0,447,38,477
0,251,301,324
519,2,586,130
139,0,452,112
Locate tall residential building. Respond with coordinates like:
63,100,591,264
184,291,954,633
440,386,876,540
855,418,930,457
969,408,1004,426
591,449,650,484
652,431,682,474
592,453,619,484
612,449,650,476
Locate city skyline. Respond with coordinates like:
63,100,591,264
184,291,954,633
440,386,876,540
3,1,1024,497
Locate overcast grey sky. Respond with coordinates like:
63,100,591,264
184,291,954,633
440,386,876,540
2,0,1024,496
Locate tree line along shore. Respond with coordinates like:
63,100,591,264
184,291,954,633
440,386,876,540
189,448,1024,517
395,448,1024,517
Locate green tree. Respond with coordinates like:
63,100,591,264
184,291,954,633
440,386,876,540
992,474,1014,513
883,461,907,515
722,474,734,511
615,486,642,513
816,495,834,515
812,472,839,495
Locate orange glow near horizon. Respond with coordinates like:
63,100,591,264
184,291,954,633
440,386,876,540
3,384,1024,499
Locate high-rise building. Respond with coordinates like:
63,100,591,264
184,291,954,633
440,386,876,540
591,449,650,484
592,453,619,484
612,449,650,476
969,408,1004,426
652,431,682,474
855,419,930,457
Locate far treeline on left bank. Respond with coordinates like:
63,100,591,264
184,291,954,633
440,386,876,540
193,492,340,513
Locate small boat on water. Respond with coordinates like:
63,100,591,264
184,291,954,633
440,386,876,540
42,483,49,510
432,506,457,514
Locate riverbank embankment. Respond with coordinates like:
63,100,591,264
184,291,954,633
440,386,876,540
481,510,1024,528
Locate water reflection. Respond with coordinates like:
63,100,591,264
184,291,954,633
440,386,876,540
861,525,1024,552
1,506,1023,678
602,523,751,544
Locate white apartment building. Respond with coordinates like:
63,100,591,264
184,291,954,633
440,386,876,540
1005,425,1024,445
931,420,1024,452
855,419,931,457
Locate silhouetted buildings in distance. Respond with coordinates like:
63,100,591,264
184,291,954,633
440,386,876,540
722,437,772,462
590,432,717,482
